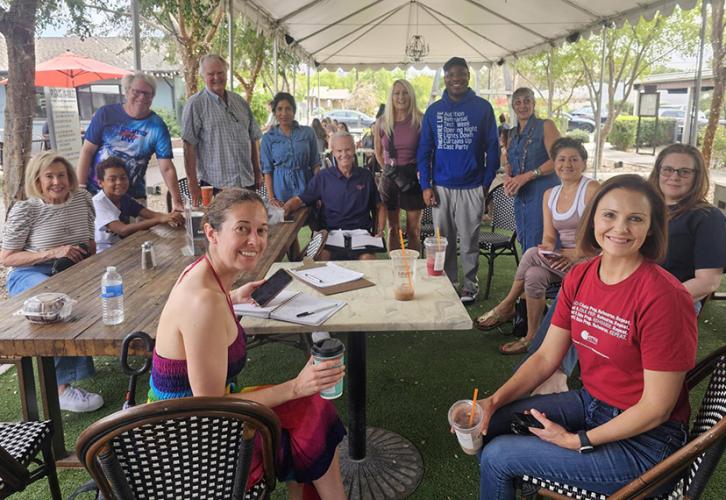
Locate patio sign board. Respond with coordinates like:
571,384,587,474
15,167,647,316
44,87,82,164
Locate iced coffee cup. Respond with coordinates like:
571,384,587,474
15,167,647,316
448,399,484,455
311,338,345,399
424,236,447,276
389,249,419,301
201,185,214,207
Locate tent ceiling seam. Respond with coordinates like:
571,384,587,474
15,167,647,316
462,0,551,42
297,0,388,44
419,4,492,62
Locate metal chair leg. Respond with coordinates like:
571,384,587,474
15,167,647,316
40,440,62,500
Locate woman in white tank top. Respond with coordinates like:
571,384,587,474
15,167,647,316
477,138,599,355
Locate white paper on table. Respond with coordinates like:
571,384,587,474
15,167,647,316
271,293,346,326
233,290,300,318
290,262,364,288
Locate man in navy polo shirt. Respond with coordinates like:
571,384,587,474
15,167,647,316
284,131,386,260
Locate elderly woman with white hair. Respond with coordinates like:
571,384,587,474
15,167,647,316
502,87,561,251
1,151,104,413
76,71,184,211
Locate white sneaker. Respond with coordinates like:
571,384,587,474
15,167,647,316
311,331,331,343
58,386,104,413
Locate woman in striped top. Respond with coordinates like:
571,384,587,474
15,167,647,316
0,151,103,413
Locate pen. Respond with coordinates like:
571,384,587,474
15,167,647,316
296,304,338,318
303,272,324,283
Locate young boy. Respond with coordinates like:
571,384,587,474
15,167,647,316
93,156,184,252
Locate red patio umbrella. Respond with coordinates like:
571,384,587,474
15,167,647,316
4,51,132,88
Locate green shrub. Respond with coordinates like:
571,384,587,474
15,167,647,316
698,125,726,167
251,92,272,128
153,108,180,138
607,116,677,150
608,116,637,150
567,129,590,143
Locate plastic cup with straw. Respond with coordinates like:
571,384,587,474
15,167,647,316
448,388,484,455
425,226,447,276
390,229,417,300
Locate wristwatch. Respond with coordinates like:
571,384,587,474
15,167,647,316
578,430,594,454
531,168,542,178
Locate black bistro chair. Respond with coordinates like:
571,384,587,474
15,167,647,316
0,420,60,499
76,397,281,500
520,345,726,499
419,206,435,247
479,184,519,300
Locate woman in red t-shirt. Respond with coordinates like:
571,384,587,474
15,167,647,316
474,174,697,499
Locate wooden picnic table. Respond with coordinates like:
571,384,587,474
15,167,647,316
0,206,308,465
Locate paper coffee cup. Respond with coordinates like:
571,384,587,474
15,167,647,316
311,338,345,399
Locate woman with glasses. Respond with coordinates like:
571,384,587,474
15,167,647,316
648,143,726,307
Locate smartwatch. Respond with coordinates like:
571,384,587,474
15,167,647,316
577,430,594,454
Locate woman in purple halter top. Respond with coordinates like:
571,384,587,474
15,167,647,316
149,188,346,498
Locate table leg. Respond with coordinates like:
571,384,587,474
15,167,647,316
38,357,68,459
18,357,39,421
339,332,423,499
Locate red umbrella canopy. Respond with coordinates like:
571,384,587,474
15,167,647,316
32,51,132,88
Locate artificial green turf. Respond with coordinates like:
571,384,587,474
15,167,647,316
1,243,725,499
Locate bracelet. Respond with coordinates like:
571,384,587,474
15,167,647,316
79,183,87,188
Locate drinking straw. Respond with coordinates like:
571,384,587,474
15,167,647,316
435,225,441,244
398,229,414,289
468,388,479,427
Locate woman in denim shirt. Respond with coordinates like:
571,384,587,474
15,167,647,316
261,92,320,207
503,87,561,251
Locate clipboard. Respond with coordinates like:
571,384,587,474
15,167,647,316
290,261,375,295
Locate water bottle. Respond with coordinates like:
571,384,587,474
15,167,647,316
101,266,124,325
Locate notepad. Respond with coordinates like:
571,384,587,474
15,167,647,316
289,262,364,288
234,291,345,326
326,229,384,250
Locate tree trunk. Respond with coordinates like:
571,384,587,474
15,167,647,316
0,0,37,207
703,0,725,168
179,41,200,97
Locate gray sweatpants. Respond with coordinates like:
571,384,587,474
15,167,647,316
433,185,486,293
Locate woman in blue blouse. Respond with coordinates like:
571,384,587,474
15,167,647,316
503,87,561,251
261,92,321,208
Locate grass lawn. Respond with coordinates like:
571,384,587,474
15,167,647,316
1,235,725,499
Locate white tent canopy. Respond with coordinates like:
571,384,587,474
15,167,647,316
233,0,698,70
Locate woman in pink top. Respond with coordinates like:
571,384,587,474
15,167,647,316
374,79,426,251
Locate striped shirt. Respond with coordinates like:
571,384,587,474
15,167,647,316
2,190,95,253
181,88,262,189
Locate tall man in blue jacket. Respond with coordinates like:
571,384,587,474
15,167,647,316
417,57,500,305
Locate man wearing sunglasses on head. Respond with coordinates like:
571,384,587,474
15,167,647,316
76,71,185,212
181,54,263,206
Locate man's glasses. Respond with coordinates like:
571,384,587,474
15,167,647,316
660,166,695,179
130,88,153,99
226,108,239,123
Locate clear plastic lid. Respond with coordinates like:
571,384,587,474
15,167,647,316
15,293,76,324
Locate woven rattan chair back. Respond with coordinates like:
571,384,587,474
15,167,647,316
77,397,280,500
488,184,517,233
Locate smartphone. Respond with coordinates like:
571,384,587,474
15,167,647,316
251,269,293,306
511,411,544,435
539,249,562,260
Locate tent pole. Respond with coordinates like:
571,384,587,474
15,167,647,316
690,0,708,146
307,65,311,123
594,24,607,180
317,67,321,112
227,0,234,90
274,37,279,94
131,0,141,70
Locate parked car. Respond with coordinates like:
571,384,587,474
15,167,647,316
325,109,376,130
570,105,608,124
659,107,708,142
564,112,596,133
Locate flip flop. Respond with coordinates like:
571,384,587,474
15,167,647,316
499,338,531,355
476,308,514,331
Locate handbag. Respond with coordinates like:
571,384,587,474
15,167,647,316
384,163,420,193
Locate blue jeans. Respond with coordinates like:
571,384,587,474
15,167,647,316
478,389,687,499
8,264,95,386
518,294,578,376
